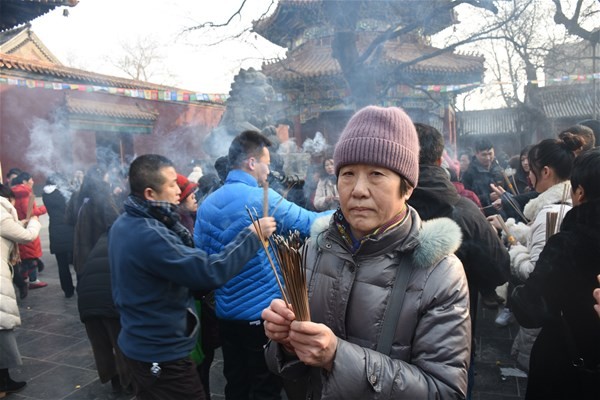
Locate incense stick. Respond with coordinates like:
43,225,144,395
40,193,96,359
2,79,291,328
546,211,558,241
501,192,530,223
495,215,518,246
263,182,269,217
556,183,570,234
26,193,35,221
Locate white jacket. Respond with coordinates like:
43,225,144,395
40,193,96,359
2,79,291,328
506,181,572,281
0,196,41,330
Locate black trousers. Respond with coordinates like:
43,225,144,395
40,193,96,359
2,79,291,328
55,252,74,296
124,355,206,400
219,319,282,400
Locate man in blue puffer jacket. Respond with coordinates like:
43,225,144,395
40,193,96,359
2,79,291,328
109,154,276,400
194,131,333,400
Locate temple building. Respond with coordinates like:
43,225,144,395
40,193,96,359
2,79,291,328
252,0,486,149
0,3,225,185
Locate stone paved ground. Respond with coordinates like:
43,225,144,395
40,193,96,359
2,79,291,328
9,211,526,399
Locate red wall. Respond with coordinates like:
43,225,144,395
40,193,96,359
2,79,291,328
0,84,224,189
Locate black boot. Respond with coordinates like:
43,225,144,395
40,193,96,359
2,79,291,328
0,368,26,395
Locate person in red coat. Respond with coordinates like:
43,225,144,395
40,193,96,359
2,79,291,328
11,172,48,292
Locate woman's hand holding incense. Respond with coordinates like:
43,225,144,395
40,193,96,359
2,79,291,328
289,320,338,372
248,216,277,239
263,299,296,353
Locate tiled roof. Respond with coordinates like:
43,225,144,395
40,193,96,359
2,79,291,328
262,38,484,83
0,0,78,31
457,108,520,136
253,0,456,47
538,83,600,119
0,23,61,64
0,53,187,91
65,96,157,121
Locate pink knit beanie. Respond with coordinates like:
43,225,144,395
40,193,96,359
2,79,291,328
333,106,419,187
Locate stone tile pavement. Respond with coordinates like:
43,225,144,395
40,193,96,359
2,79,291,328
9,211,526,399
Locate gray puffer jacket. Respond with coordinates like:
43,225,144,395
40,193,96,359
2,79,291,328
265,208,471,399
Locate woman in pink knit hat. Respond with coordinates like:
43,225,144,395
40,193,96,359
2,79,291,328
262,105,471,399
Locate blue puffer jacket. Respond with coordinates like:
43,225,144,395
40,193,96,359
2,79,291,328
194,169,333,321
109,202,262,363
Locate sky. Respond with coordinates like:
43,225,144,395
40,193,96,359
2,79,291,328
31,0,286,94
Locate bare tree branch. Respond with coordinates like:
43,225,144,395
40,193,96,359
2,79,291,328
552,0,600,43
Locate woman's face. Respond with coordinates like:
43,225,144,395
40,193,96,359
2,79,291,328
324,159,335,176
521,156,529,172
459,154,470,172
182,193,198,212
338,164,411,239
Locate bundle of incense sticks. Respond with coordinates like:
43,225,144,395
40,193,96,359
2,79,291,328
495,214,518,246
547,183,571,240
245,206,290,306
271,231,311,321
495,159,517,196
546,211,558,242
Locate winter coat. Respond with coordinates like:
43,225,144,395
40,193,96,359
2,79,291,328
77,234,118,322
511,198,600,399
66,189,120,275
195,169,333,321
505,180,572,371
461,157,506,209
11,183,46,260
409,165,510,313
42,185,74,255
109,200,263,363
506,181,572,281
265,208,471,399
0,197,41,330
313,176,339,211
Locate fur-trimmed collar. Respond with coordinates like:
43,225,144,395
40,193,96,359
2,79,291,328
310,213,462,269
523,181,572,220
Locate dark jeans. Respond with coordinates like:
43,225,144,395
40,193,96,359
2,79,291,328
56,252,74,296
123,355,205,400
219,319,282,400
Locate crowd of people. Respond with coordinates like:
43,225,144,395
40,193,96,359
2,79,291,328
1,107,599,400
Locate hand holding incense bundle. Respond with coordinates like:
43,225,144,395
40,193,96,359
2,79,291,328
270,231,311,321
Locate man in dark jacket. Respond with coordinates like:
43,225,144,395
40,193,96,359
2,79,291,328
461,138,508,217
109,154,277,400
409,123,510,397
